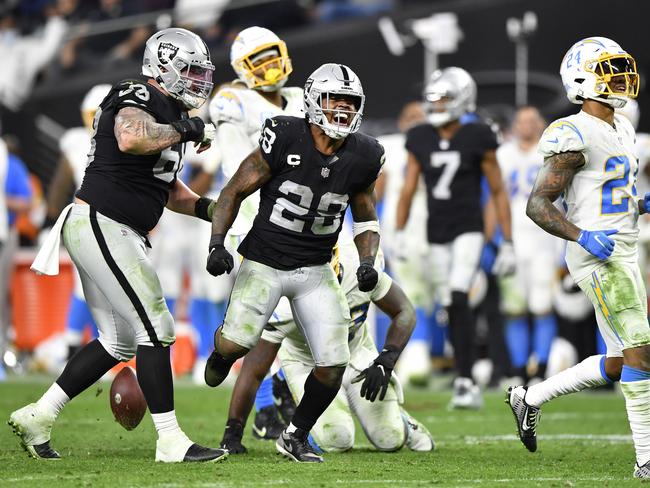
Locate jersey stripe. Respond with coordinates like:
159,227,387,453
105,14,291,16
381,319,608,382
88,207,162,347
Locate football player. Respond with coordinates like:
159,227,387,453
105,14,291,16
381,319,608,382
396,67,515,409
220,239,434,454
208,25,304,440
506,37,650,479
9,28,227,463
204,63,384,463
497,106,558,383
46,84,111,360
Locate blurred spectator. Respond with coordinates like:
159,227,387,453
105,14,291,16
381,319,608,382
217,1,309,43
0,4,67,110
175,0,229,30
314,0,394,23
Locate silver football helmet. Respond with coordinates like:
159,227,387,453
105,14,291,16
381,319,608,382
142,28,215,110
304,63,365,139
424,67,476,127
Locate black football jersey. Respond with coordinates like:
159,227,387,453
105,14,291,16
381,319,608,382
405,121,498,243
239,116,384,270
76,76,186,235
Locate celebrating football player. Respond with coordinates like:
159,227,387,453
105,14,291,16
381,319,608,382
9,28,227,463
396,67,514,409
506,37,650,479
204,63,385,463
220,239,434,454
208,26,304,439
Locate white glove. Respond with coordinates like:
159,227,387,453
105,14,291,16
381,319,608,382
202,122,217,144
492,240,516,276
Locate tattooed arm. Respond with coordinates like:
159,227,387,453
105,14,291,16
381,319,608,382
351,182,380,263
526,151,584,241
211,148,272,236
114,107,181,155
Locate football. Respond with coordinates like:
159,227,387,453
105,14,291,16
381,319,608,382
109,366,147,431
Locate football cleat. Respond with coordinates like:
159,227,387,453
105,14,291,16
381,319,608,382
8,403,60,460
505,385,540,453
276,428,324,463
402,412,435,452
204,349,234,388
156,432,228,463
272,374,296,424
634,460,650,479
252,406,286,440
220,419,247,454
449,377,483,410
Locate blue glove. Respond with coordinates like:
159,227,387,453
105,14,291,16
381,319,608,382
577,229,617,260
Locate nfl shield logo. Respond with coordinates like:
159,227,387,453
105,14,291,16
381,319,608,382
321,167,330,178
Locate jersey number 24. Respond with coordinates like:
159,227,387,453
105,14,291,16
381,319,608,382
601,155,636,214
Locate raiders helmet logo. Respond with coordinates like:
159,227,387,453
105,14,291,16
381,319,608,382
158,42,179,63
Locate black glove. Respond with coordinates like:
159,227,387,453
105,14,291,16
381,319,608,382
352,347,400,402
356,257,378,292
206,234,234,276
171,116,205,143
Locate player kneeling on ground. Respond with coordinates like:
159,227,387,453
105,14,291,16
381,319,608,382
220,240,434,454
8,28,227,463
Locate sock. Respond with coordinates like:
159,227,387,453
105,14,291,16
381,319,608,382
505,317,529,369
621,365,650,466
290,371,340,434
447,291,475,378
150,410,183,438
533,314,557,366
56,339,119,399
429,304,447,357
276,368,286,381
136,345,174,414
255,376,275,412
36,383,70,418
165,297,176,317
525,354,610,408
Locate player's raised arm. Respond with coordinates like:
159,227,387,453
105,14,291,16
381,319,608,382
526,151,583,241
206,148,272,276
350,181,381,292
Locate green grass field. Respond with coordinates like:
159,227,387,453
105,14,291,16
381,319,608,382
0,378,641,487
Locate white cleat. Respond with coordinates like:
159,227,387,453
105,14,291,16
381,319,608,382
634,460,650,479
449,377,483,410
8,403,60,459
402,411,435,452
155,431,228,463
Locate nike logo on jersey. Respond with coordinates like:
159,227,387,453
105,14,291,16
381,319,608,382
271,119,278,127
287,154,301,166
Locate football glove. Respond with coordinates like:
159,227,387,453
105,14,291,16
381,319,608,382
171,116,206,143
352,347,400,402
577,229,617,260
492,240,516,276
356,257,378,292
206,235,234,276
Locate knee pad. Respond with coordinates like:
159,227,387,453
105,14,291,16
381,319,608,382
367,422,406,452
317,422,354,452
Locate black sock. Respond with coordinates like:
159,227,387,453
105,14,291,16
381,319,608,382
448,291,475,379
291,371,340,433
136,345,174,414
56,339,119,399
536,362,547,379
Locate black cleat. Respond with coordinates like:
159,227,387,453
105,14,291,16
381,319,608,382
220,419,247,454
204,350,234,388
252,406,286,440
505,385,540,452
182,444,229,463
635,460,650,479
273,374,296,424
276,428,323,463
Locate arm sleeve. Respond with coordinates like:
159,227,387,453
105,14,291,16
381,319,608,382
538,119,587,161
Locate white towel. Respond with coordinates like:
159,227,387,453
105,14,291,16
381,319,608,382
31,203,74,276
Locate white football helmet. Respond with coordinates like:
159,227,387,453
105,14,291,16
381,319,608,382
80,84,111,130
230,26,292,92
142,28,215,110
304,63,365,140
560,37,639,109
423,67,476,127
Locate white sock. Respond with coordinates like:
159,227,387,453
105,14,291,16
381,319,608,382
36,383,70,417
621,373,650,466
525,354,609,408
151,410,183,438
285,422,298,434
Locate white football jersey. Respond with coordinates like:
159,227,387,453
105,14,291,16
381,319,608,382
209,85,304,235
498,140,557,257
267,240,392,366
538,111,638,281
59,127,91,189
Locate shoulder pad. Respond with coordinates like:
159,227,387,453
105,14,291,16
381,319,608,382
111,79,156,112
538,117,586,157
280,86,304,100
210,88,245,125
